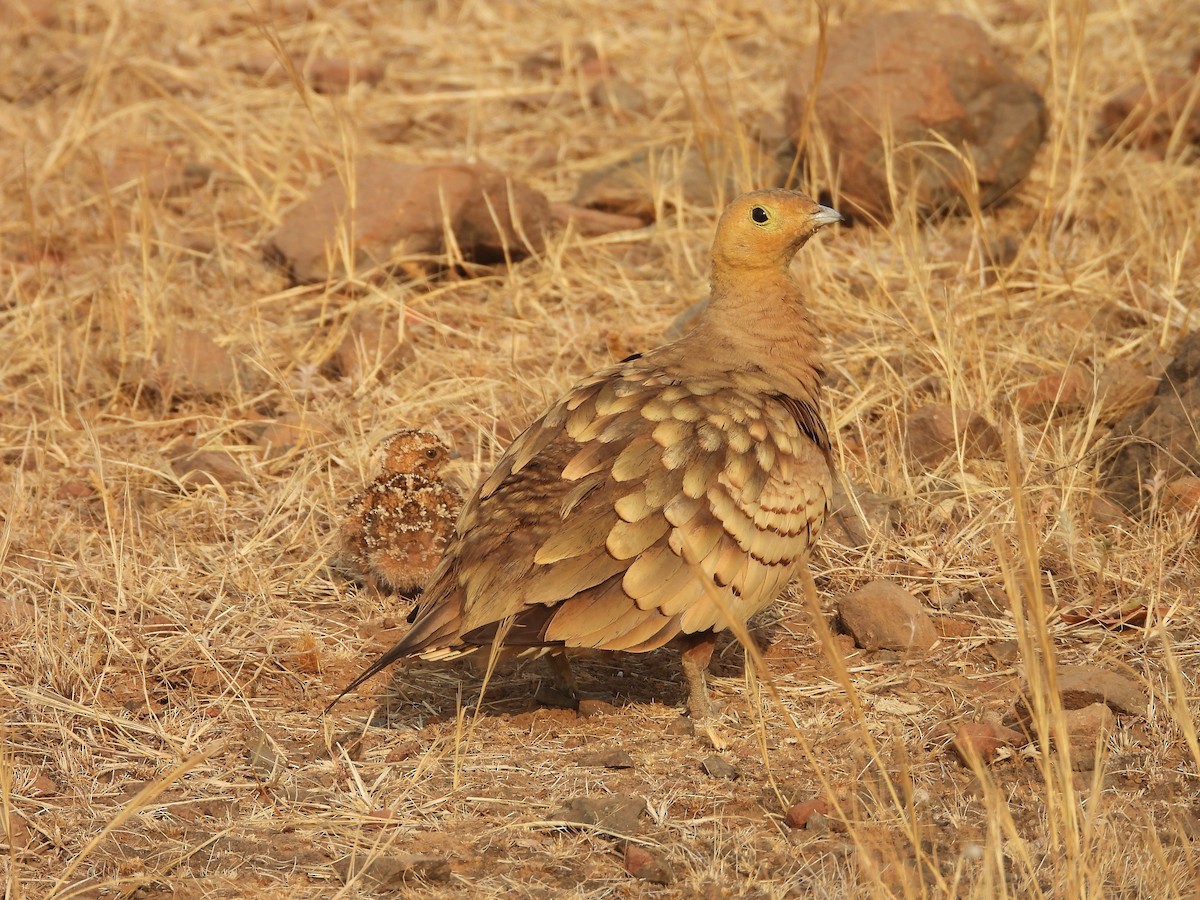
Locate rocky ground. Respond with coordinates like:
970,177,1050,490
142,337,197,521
2,0,1199,897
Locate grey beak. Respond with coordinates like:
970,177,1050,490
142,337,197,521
811,205,845,228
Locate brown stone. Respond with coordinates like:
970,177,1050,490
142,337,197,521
323,313,416,382
267,158,551,283
1102,332,1200,515
169,445,250,488
838,580,937,652
1100,74,1200,149
572,142,781,221
784,12,1046,223
823,480,897,547
950,721,1026,765
1163,476,1200,513
549,795,645,836
624,843,672,884
332,853,451,887
1014,365,1093,418
1096,360,1161,424
153,329,242,398
256,412,334,459
550,202,646,237
785,797,830,829
905,403,1003,466
1060,703,1116,770
1017,664,1147,723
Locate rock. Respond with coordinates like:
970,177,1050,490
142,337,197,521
577,698,618,718
986,640,1020,664
548,795,645,836
664,716,695,737
322,312,416,381
1163,476,1200,513
169,444,249,488
624,844,672,884
1014,365,1093,418
905,404,1003,466
256,412,334,459
1060,703,1116,770
1017,664,1147,722
1100,74,1200,149
823,480,896,548
332,853,451,887
950,721,1027,765
965,584,1011,618
148,329,243,398
783,11,1046,223
572,142,778,221
267,158,551,283
1102,332,1200,515
838,580,937,652
785,797,830,829
550,202,646,237
805,812,831,835
301,56,384,94
577,749,634,769
701,755,739,780
1095,360,1161,424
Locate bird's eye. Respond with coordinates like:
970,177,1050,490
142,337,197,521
750,206,770,225
426,448,439,459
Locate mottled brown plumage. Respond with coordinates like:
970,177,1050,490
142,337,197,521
339,430,461,595
330,190,843,718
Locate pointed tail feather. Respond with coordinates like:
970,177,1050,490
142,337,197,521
323,591,466,714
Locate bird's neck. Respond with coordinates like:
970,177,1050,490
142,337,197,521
680,265,824,402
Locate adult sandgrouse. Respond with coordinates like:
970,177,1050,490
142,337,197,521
331,190,842,719
339,430,461,595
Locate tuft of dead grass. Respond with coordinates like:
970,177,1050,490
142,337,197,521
2,0,1199,896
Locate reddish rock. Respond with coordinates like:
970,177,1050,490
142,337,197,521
256,412,334,459
1060,703,1116,770
1014,365,1092,418
550,202,646,237
572,142,780,221
322,313,415,382
169,444,249,488
1163,476,1200,513
905,403,1003,466
268,158,551,283
146,329,243,399
838,580,936,652
950,721,1026,765
1095,360,1161,424
1100,74,1200,149
624,843,672,884
823,480,896,548
1102,332,1200,515
784,12,1046,223
1017,664,1147,722
785,796,830,829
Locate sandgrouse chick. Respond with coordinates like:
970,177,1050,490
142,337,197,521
331,190,842,719
339,430,461,595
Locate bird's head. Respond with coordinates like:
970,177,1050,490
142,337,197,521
381,429,455,477
711,190,843,273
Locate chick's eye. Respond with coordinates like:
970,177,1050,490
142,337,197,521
750,206,770,225
426,448,439,459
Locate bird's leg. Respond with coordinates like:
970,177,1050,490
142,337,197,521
680,632,720,720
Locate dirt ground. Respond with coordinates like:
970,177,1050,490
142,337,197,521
2,0,1200,897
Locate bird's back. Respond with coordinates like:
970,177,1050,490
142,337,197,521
392,349,833,661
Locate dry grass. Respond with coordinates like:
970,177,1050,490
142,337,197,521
3,0,1200,896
